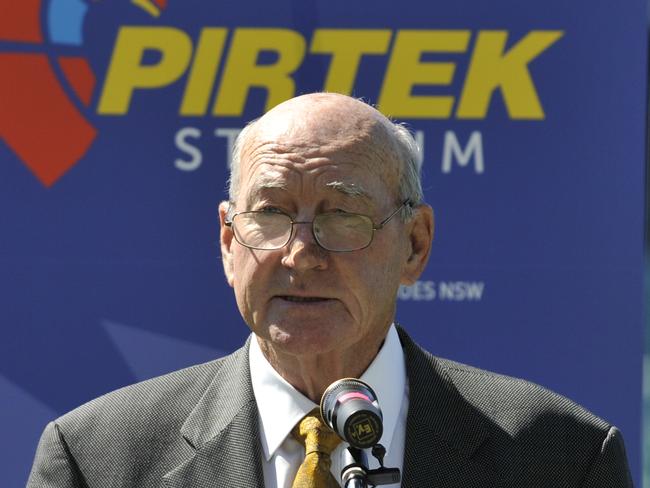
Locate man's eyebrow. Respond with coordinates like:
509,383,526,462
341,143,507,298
244,175,288,206
255,173,289,190
243,178,371,206
325,181,370,201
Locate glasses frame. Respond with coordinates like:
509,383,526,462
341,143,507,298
224,199,412,252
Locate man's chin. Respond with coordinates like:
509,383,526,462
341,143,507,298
264,321,348,356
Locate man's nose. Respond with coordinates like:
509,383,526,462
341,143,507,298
281,222,328,271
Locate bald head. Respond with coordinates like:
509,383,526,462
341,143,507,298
229,93,423,216
250,93,394,148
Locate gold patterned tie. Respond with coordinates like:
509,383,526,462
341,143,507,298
291,408,342,488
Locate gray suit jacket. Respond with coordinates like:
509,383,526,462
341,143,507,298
28,328,633,487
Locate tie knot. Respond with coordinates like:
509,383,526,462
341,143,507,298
292,408,341,456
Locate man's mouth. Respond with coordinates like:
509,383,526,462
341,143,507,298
277,295,331,303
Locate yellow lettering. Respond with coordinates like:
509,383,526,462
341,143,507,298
378,30,470,118
98,27,192,115
180,28,228,116
310,29,391,94
457,30,563,119
213,28,306,116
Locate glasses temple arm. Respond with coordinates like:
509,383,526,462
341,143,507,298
373,200,412,230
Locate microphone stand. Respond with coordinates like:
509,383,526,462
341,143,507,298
340,445,401,488
341,447,369,488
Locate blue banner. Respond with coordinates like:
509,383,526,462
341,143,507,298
1,0,646,485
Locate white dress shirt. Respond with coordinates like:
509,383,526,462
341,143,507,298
249,324,408,488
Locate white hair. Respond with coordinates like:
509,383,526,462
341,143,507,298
227,118,258,205
391,122,424,219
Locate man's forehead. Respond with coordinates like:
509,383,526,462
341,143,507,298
237,93,403,202
245,169,373,202
239,151,397,210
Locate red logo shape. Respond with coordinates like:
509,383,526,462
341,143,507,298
1,1,97,187
0,53,97,187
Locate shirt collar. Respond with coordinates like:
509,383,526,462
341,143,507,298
249,324,406,460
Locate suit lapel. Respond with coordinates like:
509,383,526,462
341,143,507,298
398,328,501,488
162,340,265,488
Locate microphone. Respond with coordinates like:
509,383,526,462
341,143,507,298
319,378,383,449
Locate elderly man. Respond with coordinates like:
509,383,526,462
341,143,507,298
28,93,632,487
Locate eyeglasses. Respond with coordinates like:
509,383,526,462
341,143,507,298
225,200,412,252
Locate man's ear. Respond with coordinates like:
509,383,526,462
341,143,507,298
218,201,235,287
400,204,434,286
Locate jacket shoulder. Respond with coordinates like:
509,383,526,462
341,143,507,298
433,355,634,486
398,329,633,485
397,326,612,441
438,355,608,427
56,354,229,443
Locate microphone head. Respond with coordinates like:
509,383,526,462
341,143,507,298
320,378,383,449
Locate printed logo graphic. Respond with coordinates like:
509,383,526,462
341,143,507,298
1,1,562,188
0,0,166,187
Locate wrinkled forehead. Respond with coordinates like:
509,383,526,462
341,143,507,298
240,102,402,195
243,169,379,215
241,136,399,206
